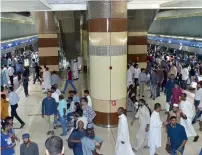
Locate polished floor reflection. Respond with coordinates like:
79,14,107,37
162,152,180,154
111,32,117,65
11,72,202,155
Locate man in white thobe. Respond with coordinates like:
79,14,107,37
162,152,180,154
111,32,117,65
43,67,51,92
148,103,163,155
116,107,135,155
133,99,150,151
51,71,60,86
127,65,133,88
180,93,199,142
129,63,135,84
77,56,83,71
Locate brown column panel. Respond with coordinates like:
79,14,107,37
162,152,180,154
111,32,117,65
38,38,58,47
88,18,127,32
128,54,147,62
128,36,147,45
39,56,59,65
94,111,119,127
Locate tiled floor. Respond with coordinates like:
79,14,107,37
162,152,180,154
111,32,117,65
10,71,202,155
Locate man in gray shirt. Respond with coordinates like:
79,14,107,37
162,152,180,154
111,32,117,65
20,133,39,155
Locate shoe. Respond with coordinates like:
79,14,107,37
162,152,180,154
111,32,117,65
20,123,25,128
138,94,140,97
142,95,144,97
132,148,137,152
150,95,152,98
193,135,199,142
60,133,67,136
46,131,51,135
153,98,155,100
51,131,55,136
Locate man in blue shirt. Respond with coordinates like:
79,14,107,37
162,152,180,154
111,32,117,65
1,122,15,155
165,74,176,113
8,87,25,128
42,91,57,136
167,116,188,155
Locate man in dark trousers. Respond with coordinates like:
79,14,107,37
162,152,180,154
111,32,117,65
33,62,42,84
8,87,25,128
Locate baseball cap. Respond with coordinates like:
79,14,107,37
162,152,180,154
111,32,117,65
22,133,30,139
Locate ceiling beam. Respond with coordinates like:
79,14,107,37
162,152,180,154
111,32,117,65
40,0,52,9
160,0,187,7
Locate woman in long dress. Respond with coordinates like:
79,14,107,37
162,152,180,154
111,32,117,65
43,67,51,93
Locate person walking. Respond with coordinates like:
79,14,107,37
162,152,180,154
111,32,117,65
150,69,158,100
31,59,36,80
41,91,57,136
133,99,150,151
62,67,77,93
1,65,10,88
180,93,199,142
16,61,23,82
167,116,188,155
33,63,42,85
54,94,67,136
148,103,163,155
22,69,29,97
116,107,135,155
8,87,25,128
20,133,39,155
165,74,176,113
43,67,51,93
8,64,14,86
138,68,148,97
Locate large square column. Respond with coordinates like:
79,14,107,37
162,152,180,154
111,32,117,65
87,0,127,127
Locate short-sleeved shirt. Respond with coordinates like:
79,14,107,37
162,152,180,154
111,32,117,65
167,123,188,150
20,142,39,155
57,99,67,116
1,132,15,155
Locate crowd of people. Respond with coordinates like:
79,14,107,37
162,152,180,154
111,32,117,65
126,47,202,155
1,54,105,155
1,47,202,155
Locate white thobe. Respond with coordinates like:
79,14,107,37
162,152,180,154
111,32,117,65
134,106,150,150
73,61,79,79
115,114,135,155
180,100,197,137
51,74,60,86
43,71,51,91
77,56,83,70
129,66,135,80
127,70,133,88
148,111,162,155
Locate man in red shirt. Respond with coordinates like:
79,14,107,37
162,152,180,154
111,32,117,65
62,67,77,93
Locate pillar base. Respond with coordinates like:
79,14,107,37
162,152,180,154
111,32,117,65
94,111,119,127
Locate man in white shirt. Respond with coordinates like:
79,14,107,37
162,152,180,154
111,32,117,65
84,90,92,108
8,64,14,86
181,66,189,90
129,63,135,82
134,64,141,87
8,87,25,128
51,86,59,103
194,83,202,109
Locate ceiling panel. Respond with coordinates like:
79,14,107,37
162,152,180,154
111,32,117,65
1,1,50,12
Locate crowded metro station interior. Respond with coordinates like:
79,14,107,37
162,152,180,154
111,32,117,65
1,1,202,155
